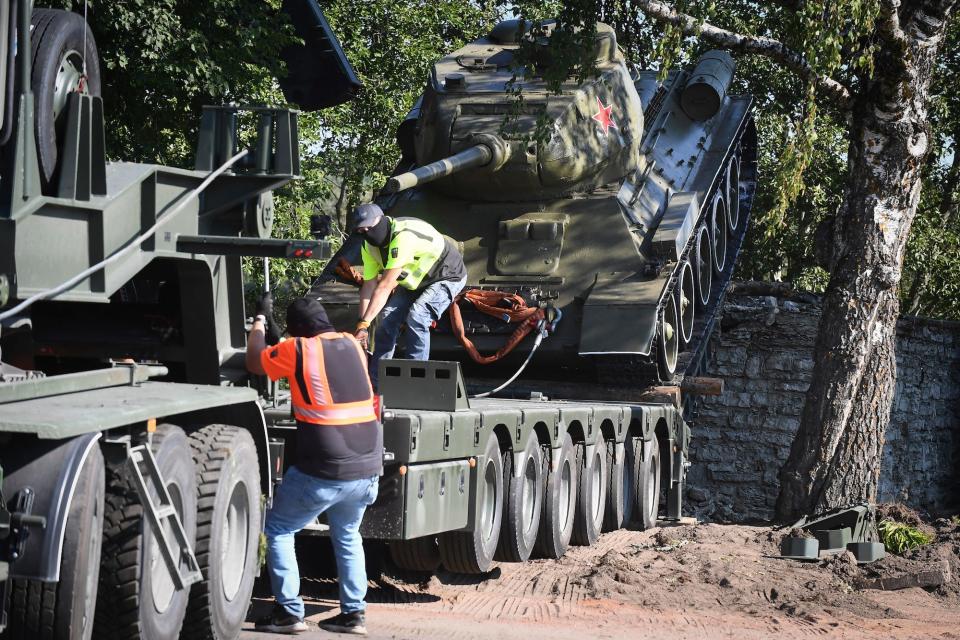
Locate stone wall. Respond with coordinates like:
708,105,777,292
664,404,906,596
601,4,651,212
686,292,960,523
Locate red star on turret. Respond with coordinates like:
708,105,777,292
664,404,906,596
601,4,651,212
591,97,617,136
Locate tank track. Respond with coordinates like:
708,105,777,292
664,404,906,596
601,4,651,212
596,117,758,388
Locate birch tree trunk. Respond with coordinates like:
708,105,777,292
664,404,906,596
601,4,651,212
775,0,956,521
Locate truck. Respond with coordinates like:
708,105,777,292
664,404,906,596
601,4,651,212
0,4,755,640
0,2,348,639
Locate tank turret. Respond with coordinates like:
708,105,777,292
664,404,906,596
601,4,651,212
396,20,644,202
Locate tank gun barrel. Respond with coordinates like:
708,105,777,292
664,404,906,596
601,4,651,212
385,144,493,194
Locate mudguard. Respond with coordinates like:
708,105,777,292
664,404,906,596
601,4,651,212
0,432,100,581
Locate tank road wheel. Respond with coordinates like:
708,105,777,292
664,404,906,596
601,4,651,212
656,294,679,381
710,191,728,275
726,155,742,234
495,434,544,562
95,425,198,640
7,446,105,640
182,426,261,640
438,434,503,574
389,536,441,572
571,442,607,546
676,260,695,347
693,224,712,309
29,8,101,188
534,432,577,559
633,434,662,530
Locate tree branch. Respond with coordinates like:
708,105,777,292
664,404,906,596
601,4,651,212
879,0,910,48
636,0,853,108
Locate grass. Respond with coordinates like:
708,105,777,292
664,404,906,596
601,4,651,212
878,518,934,554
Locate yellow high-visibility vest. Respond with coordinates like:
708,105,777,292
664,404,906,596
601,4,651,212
361,217,446,290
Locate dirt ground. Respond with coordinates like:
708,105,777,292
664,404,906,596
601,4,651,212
241,515,960,640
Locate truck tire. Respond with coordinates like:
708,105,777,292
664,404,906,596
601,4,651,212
29,8,101,188
389,536,441,572
571,442,606,546
438,434,503,574
634,434,661,530
495,434,543,562
94,425,198,640
182,425,261,640
534,432,577,559
5,445,104,640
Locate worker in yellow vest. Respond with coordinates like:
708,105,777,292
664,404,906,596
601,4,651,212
351,203,467,388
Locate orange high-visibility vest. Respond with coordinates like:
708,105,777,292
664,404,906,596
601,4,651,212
261,333,376,426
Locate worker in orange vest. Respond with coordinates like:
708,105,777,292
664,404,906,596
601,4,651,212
247,295,381,636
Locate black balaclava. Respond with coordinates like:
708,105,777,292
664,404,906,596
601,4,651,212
286,297,335,337
362,215,392,247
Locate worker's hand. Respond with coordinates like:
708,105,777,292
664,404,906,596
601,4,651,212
355,327,369,350
256,291,274,319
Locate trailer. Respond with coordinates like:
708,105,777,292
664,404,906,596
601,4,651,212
265,360,691,573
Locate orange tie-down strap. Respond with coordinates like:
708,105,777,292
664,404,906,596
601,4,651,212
335,257,364,286
449,289,544,365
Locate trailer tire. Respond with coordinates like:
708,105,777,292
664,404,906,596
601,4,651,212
572,443,606,546
94,425,197,640
29,8,101,188
182,425,261,640
534,432,577,559
634,434,661,530
601,440,624,532
6,445,104,640
438,434,503,574
495,434,543,562
389,536,441,572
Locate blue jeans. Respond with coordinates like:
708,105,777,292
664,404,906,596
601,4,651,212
265,466,379,617
370,275,467,388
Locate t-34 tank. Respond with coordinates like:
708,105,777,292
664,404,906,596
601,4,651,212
318,19,757,385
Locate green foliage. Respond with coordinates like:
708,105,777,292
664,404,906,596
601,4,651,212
878,518,935,554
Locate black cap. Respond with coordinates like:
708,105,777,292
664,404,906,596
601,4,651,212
286,297,335,337
350,203,384,231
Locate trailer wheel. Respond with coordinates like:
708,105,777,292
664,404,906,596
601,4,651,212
601,440,624,531
534,432,577,559
94,425,198,640
29,8,101,188
495,434,543,562
438,434,503,574
389,536,441,572
181,426,261,640
572,442,606,546
6,446,104,640
634,434,661,530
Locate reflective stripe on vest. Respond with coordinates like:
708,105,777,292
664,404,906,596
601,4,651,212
292,334,377,426
363,217,446,290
